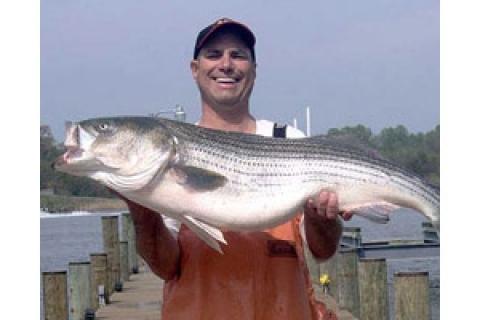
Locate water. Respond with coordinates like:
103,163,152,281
40,209,439,319
40,211,121,272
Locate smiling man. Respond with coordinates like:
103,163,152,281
124,18,351,320
192,19,257,133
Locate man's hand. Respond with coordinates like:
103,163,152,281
303,190,351,260
304,191,353,221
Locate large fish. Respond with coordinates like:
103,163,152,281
54,116,440,252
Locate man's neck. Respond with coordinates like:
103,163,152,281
198,103,256,134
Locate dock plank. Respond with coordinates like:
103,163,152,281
95,269,164,320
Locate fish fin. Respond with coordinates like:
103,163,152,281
173,165,228,191
181,215,227,253
344,201,401,224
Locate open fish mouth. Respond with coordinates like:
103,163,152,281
63,146,85,162
52,146,84,169
52,121,95,170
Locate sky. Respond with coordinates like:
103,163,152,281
41,0,439,140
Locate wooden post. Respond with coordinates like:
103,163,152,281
122,212,139,273
342,226,362,248
422,221,439,243
358,258,389,320
120,212,129,242
42,271,68,320
336,248,360,318
90,253,108,309
394,272,430,320
102,216,121,294
68,262,92,320
102,253,113,303
120,241,130,282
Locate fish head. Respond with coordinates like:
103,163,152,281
53,117,176,191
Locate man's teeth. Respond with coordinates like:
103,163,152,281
216,78,237,83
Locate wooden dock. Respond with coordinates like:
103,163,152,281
42,214,436,320
95,265,164,320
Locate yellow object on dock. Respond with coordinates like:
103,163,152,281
320,273,331,286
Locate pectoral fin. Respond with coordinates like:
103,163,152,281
343,201,401,224
174,165,228,191
180,215,227,253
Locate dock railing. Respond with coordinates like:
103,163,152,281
309,223,438,319
42,213,138,320
42,214,437,320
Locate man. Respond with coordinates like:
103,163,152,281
124,18,352,319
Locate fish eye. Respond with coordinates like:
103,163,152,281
98,123,110,131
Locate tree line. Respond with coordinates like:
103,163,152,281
40,125,114,198
326,124,439,186
40,123,439,198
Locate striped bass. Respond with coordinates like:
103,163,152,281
54,116,440,252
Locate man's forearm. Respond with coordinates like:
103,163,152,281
304,212,343,260
128,203,180,280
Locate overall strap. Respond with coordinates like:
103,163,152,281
273,123,287,138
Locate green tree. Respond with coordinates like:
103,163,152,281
40,124,114,197
40,125,63,189
325,124,440,187
327,124,374,145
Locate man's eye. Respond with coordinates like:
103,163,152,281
231,51,248,60
205,51,221,59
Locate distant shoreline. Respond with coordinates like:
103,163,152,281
40,194,128,213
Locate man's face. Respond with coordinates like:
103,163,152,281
191,32,256,110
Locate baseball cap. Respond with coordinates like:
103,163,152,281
193,17,256,61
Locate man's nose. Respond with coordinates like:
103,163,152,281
219,54,234,72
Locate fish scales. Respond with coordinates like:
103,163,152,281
162,119,412,178
159,118,438,204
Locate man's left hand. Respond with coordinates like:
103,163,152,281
304,191,353,221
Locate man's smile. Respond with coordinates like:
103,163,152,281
211,76,242,89
212,77,240,84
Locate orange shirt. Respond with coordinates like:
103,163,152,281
161,216,337,320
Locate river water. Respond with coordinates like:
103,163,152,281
40,209,439,319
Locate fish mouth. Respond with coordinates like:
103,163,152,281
63,146,85,163
52,121,97,171
52,146,86,170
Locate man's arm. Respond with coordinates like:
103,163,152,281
124,200,180,280
303,191,352,260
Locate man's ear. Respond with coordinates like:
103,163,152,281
190,60,199,80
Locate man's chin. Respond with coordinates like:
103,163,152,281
212,97,243,108
218,103,245,111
